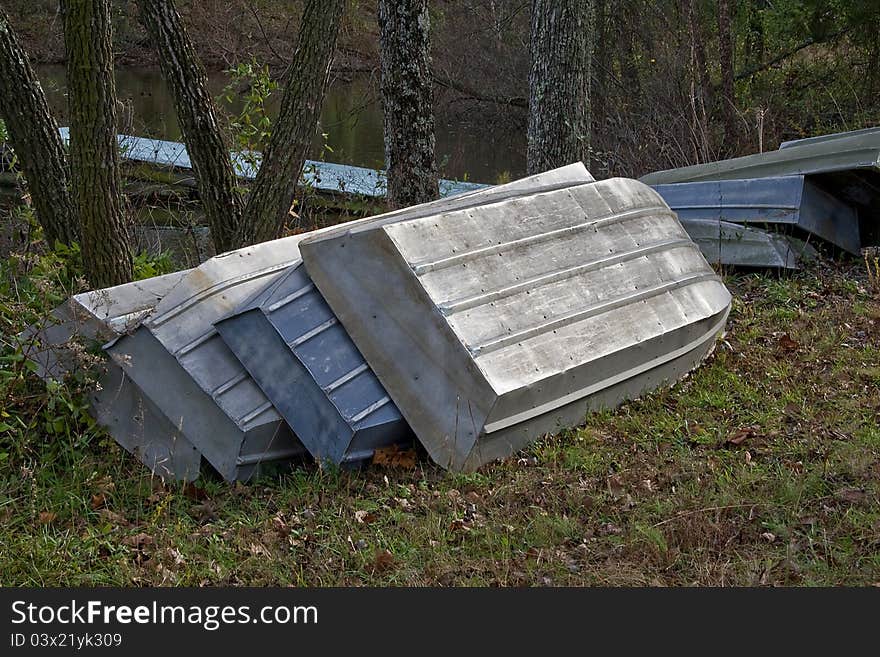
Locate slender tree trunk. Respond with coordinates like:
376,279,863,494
136,0,243,254
718,0,738,152
527,0,593,174
689,0,712,106
377,0,438,209
62,0,133,287
0,8,77,246
239,0,345,246
617,1,640,99
745,0,766,70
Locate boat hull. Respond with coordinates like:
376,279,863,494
300,173,732,471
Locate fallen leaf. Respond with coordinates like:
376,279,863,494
372,549,395,573
778,334,800,352
248,543,270,557
371,445,417,469
449,518,470,533
607,474,625,498
90,493,106,510
38,511,57,525
725,427,755,447
355,510,377,525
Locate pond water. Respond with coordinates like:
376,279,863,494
36,65,525,185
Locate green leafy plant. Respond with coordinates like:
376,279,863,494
218,58,278,170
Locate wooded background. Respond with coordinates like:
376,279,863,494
4,0,879,178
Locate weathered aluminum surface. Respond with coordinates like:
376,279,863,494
215,262,412,465
21,271,187,380
299,175,732,471
202,162,594,467
779,127,880,150
679,217,815,269
641,129,880,185
113,239,308,481
32,162,588,478
58,128,489,199
652,175,860,255
304,162,596,244
640,129,880,246
20,272,202,480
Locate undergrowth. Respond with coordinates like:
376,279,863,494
0,226,878,586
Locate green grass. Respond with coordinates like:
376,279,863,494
1,239,878,586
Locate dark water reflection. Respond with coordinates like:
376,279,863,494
36,65,525,184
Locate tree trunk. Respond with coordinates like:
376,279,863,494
527,0,593,175
136,0,243,254
377,0,438,209
591,0,609,138
62,0,133,287
686,0,712,109
745,0,766,70
239,0,345,246
718,0,738,152
137,0,244,253
0,8,77,246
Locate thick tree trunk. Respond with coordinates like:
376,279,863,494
527,0,593,174
718,0,738,152
377,0,438,209
0,8,77,246
239,0,345,246
136,0,243,254
62,0,133,287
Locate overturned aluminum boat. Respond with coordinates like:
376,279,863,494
110,239,308,482
679,217,814,269
100,163,596,479
209,163,596,466
652,175,853,266
299,174,732,471
215,262,412,466
641,128,880,248
21,271,203,480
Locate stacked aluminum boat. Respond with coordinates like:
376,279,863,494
24,163,732,480
643,128,880,266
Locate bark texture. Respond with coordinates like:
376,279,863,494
62,0,133,287
0,8,77,246
527,0,594,174
136,0,243,254
239,0,345,246
377,0,438,209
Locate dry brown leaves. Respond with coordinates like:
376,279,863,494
371,445,417,469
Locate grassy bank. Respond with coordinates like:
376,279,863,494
1,228,878,585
